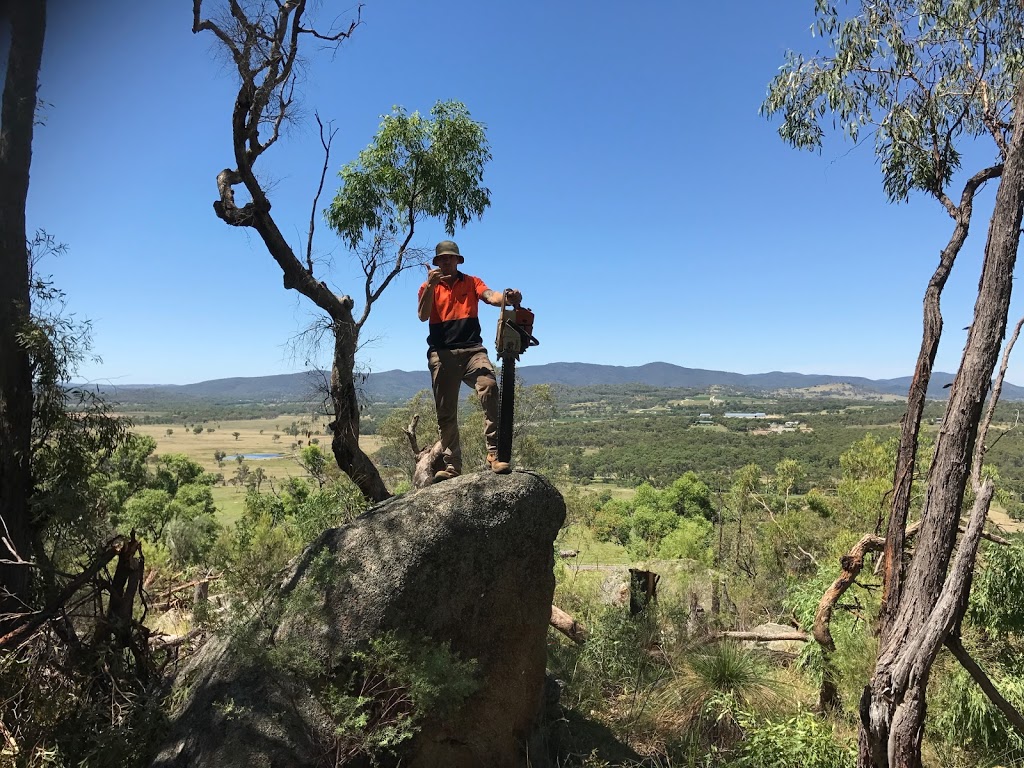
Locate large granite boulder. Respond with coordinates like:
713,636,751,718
153,470,564,768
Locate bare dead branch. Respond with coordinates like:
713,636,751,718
297,5,363,44
0,539,122,651
306,113,337,273
0,513,32,566
550,604,588,645
404,413,422,455
153,575,222,611
814,534,886,653
151,627,205,652
195,0,387,502
716,629,810,642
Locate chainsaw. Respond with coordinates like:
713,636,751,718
494,290,539,465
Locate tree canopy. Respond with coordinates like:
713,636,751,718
763,0,1024,203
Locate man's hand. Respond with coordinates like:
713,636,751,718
505,288,523,306
426,268,443,287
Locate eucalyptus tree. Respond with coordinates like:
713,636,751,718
192,2,491,503
0,0,46,623
764,2,1024,765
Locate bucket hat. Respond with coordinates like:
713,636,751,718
433,240,465,266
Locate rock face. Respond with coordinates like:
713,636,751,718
153,470,565,768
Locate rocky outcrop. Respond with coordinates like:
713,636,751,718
153,470,565,768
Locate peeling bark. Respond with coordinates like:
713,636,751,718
859,75,1024,768
880,162,1001,640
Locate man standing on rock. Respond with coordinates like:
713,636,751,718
417,240,522,483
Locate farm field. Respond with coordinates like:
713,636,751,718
133,417,385,525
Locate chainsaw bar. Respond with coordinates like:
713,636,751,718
494,292,539,466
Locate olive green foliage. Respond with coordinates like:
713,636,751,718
762,0,1024,203
110,445,223,568
835,434,894,531
652,642,788,750
719,458,845,618
549,604,670,725
1,255,166,767
969,541,1024,638
290,480,368,542
548,592,801,764
509,382,556,468
298,443,332,488
923,540,1024,763
536,407,898,488
929,654,1024,762
163,512,219,567
589,473,714,561
213,478,366,621
326,100,490,249
322,634,479,764
658,518,715,563
784,562,879,714
730,709,856,768
24,264,132,571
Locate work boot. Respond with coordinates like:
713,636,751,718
433,467,460,483
487,453,511,474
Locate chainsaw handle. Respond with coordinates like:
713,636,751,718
502,288,522,309
506,319,539,348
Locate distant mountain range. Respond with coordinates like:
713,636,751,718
97,361,1024,404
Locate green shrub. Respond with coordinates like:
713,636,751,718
969,541,1024,638
322,633,479,764
163,512,220,567
652,642,788,752
728,709,856,768
929,653,1024,762
658,517,714,563
550,604,666,719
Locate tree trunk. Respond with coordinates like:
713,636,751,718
227,165,391,503
879,163,998,641
858,76,1024,768
0,0,46,625
328,319,390,502
201,12,392,504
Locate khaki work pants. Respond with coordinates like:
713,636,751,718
428,346,499,473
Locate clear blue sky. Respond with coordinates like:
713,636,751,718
24,1,1021,386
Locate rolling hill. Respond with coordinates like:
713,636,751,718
96,362,1024,405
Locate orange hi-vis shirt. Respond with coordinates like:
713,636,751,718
419,272,490,352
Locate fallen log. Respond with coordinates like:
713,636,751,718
549,604,587,645
718,629,810,643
